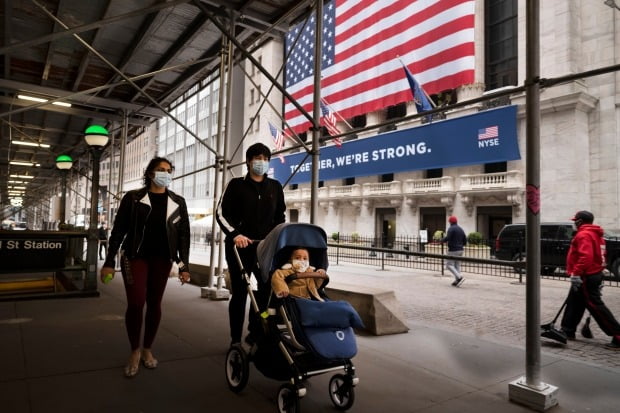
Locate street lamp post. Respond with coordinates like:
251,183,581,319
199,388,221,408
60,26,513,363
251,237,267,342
84,125,109,291
55,154,73,227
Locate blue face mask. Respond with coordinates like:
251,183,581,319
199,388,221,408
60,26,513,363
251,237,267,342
251,159,270,176
152,171,172,187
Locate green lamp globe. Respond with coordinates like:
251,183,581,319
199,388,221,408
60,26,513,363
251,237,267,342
84,125,109,147
55,154,73,170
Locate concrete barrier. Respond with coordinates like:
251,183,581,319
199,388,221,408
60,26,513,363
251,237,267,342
187,263,228,287
326,282,409,335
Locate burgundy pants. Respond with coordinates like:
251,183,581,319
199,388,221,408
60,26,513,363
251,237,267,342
122,256,172,350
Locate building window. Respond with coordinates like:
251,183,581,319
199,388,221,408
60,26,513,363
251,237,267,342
484,161,507,173
386,102,406,119
485,0,518,90
380,173,393,183
344,177,355,185
426,168,443,178
290,183,298,190
319,181,324,188
351,115,366,128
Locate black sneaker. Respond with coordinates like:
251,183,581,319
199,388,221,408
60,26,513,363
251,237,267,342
604,339,620,350
451,279,459,286
456,278,465,287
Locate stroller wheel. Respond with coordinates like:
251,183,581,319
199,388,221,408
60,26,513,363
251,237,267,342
329,373,355,411
225,344,249,393
277,383,301,413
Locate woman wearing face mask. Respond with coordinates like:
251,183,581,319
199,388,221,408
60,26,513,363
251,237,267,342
101,157,191,377
271,247,328,300
216,142,286,346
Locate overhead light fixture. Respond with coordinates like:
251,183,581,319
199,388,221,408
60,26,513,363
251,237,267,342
10,174,34,179
9,186,27,190
56,154,73,170
9,161,40,167
84,125,110,147
8,180,25,184
17,94,72,107
605,0,620,10
11,140,51,148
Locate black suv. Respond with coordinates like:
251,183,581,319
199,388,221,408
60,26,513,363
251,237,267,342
495,222,620,279
494,223,574,275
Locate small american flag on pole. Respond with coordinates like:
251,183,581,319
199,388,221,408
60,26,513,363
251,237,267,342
478,126,499,140
320,100,343,147
268,121,286,163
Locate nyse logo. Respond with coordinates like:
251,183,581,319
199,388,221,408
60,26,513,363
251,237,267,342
478,126,500,148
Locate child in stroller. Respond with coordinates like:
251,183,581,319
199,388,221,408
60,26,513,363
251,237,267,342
225,223,361,413
271,247,327,300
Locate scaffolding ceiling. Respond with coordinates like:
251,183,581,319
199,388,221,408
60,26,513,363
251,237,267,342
0,0,313,214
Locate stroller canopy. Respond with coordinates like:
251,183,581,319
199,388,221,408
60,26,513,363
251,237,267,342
256,223,328,283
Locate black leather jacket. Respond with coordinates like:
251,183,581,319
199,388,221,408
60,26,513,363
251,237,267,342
104,187,191,272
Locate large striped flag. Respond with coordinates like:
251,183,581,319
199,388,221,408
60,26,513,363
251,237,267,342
284,0,475,134
268,121,286,163
319,100,343,147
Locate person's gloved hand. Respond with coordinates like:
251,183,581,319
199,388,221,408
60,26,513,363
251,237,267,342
570,275,583,291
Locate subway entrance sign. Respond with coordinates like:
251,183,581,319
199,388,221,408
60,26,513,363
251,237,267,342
0,232,68,272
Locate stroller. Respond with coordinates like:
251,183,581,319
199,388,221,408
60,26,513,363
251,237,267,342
224,223,360,413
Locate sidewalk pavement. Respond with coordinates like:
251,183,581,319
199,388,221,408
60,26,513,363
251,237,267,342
0,256,618,412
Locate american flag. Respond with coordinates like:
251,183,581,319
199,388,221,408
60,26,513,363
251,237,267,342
284,0,475,134
268,121,286,163
320,100,343,147
478,126,499,140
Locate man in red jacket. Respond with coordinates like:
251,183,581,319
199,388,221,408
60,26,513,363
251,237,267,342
560,210,620,350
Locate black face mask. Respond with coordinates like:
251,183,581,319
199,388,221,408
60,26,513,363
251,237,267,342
574,219,583,229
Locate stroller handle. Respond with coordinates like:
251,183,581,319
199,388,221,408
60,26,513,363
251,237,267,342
289,272,329,280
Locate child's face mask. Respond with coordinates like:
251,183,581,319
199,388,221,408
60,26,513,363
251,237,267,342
291,259,310,272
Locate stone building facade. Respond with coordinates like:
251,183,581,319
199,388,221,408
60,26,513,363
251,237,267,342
275,1,620,243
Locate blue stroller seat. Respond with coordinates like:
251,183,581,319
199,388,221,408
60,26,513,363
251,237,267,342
224,222,360,413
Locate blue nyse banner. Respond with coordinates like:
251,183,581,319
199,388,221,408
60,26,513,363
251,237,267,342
271,105,520,185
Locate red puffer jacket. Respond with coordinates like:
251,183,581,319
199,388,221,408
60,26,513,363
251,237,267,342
566,224,606,276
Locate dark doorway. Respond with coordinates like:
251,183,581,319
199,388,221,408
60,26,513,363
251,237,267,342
289,209,299,223
375,208,396,248
420,207,447,241
476,206,513,255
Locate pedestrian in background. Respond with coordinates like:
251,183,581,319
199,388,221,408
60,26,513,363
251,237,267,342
442,215,467,287
100,157,192,377
216,142,286,346
98,223,108,260
560,210,620,350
